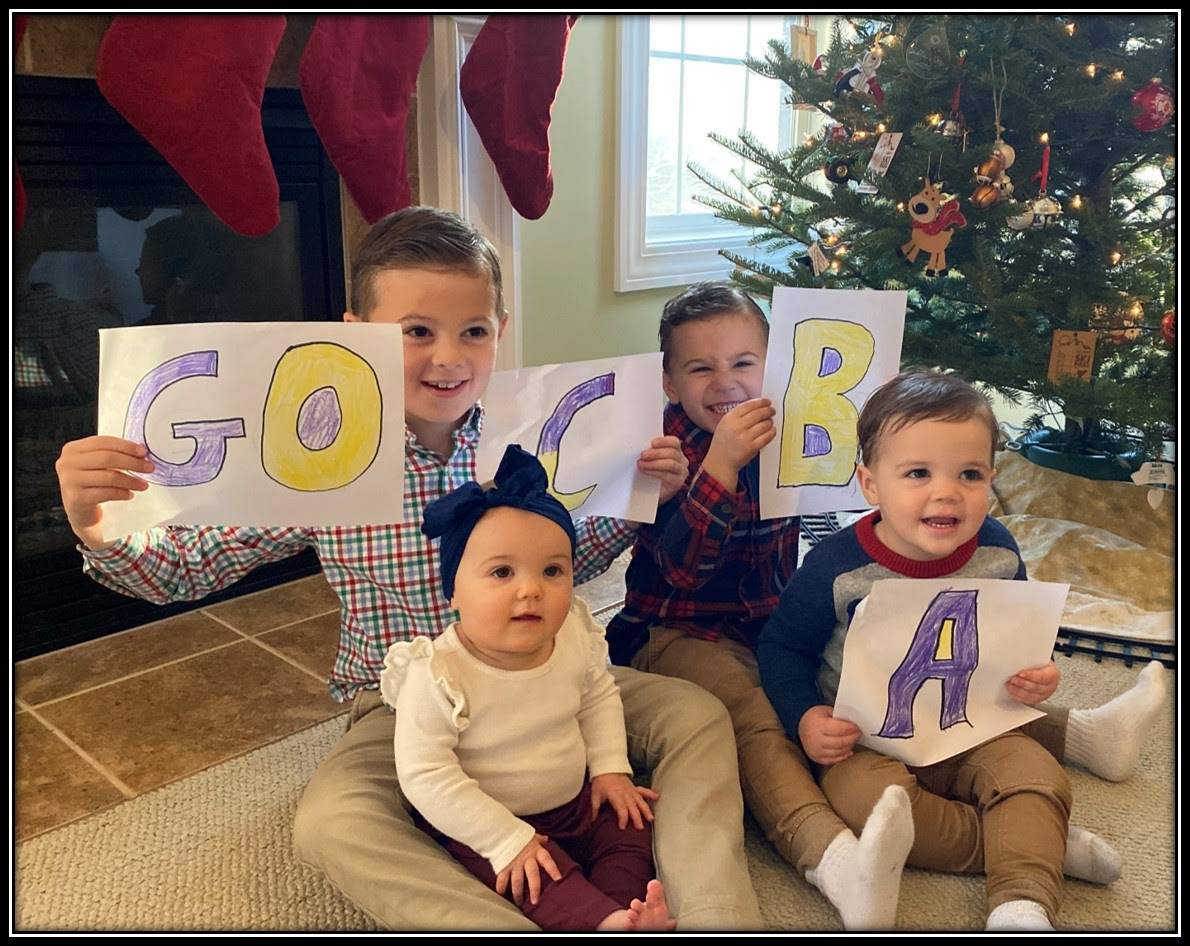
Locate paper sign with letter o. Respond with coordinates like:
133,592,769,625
97,322,405,539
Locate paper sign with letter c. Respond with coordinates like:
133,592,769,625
477,352,665,523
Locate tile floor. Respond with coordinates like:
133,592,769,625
13,555,631,844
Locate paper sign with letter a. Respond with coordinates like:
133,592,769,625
477,353,664,522
759,287,906,518
832,578,1068,767
97,322,405,539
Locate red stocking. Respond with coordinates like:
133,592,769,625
460,15,579,220
14,14,29,233
300,15,430,224
96,14,287,237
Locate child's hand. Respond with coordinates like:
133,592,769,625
636,435,689,506
1006,660,1060,705
495,833,562,906
798,704,861,765
590,772,659,829
702,398,776,492
55,435,156,550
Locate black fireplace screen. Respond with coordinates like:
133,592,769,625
13,75,345,659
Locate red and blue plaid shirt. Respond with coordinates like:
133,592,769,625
606,402,800,666
81,406,637,702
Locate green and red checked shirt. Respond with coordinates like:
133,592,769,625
79,406,637,703
606,402,800,666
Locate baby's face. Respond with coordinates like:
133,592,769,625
450,506,574,671
856,415,995,562
662,310,767,434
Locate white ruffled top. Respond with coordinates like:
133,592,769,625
379,596,631,874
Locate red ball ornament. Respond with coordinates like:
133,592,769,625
1131,81,1174,132
1161,310,1175,346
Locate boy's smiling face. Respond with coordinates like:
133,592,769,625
661,310,767,433
347,266,506,454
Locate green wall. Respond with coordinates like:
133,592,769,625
518,15,676,368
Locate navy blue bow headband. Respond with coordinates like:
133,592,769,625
422,444,577,600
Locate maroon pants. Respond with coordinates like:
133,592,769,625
415,779,655,931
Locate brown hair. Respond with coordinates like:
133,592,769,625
658,280,769,372
349,206,504,319
858,368,1000,466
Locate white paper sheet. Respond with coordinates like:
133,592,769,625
477,353,665,523
759,287,906,518
832,578,1068,767
96,322,405,538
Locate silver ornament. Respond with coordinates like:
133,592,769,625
1005,202,1034,230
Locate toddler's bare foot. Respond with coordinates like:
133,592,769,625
626,879,676,931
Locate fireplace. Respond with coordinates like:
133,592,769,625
13,75,346,660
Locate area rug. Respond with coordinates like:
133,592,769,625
14,653,1176,932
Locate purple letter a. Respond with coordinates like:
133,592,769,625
877,589,979,739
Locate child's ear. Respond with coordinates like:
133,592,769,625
343,310,360,323
855,462,880,506
661,372,680,404
496,310,509,341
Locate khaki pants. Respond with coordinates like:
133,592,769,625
631,626,848,874
820,731,1072,924
292,666,763,931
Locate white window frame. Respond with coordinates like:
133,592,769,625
614,15,832,292
416,15,522,370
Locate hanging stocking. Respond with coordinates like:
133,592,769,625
96,14,286,237
14,14,29,233
460,15,579,220
299,15,430,224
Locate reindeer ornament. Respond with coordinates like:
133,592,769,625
897,177,967,277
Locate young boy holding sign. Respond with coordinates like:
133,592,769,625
757,368,1166,930
53,207,760,930
608,287,1165,930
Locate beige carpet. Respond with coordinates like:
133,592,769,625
14,651,1176,932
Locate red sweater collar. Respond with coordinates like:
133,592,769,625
854,510,978,578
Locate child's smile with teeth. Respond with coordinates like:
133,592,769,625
855,415,995,562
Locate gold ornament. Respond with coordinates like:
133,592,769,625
971,182,1002,209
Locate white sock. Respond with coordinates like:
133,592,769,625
1065,660,1168,782
1064,825,1122,885
986,899,1054,931
805,784,915,930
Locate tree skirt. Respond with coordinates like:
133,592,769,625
991,450,1174,646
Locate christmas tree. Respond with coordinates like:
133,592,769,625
691,14,1176,466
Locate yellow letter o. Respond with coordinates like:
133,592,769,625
261,342,382,491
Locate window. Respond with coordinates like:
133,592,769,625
615,15,832,291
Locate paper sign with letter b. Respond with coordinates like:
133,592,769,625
832,578,1067,767
759,287,906,518
97,322,405,539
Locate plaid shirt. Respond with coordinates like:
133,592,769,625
81,406,637,702
606,402,799,666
